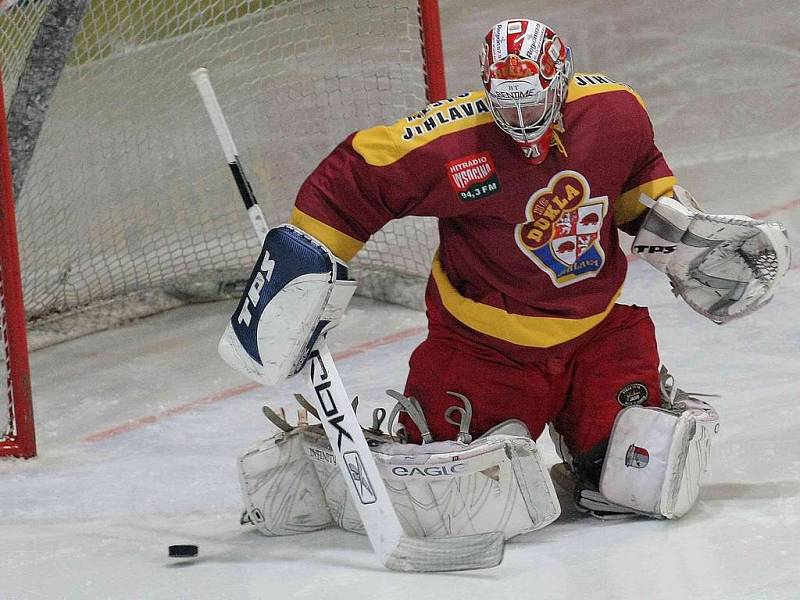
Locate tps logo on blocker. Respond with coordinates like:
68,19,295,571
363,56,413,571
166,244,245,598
237,248,275,326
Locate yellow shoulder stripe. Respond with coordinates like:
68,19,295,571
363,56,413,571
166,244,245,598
432,252,622,348
352,91,495,167
290,207,365,262
567,73,646,110
615,176,677,226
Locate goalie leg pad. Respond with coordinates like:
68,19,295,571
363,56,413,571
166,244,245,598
377,436,561,539
303,430,561,539
599,403,719,519
238,428,333,536
301,426,367,534
219,224,357,385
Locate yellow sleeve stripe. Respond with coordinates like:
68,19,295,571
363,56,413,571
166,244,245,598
431,253,623,348
351,126,403,168
290,207,365,262
352,91,495,167
615,176,677,226
567,74,647,110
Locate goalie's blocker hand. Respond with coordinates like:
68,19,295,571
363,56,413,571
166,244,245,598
633,186,791,324
218,224,357,385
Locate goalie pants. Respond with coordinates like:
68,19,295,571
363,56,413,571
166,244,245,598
402,304,661,482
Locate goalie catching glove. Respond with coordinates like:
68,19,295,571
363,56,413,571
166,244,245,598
633,186,790,323
218,224,357,385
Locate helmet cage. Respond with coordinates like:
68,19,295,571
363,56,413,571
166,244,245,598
485,47,573,147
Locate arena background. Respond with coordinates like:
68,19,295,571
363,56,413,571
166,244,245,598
1,1,799,598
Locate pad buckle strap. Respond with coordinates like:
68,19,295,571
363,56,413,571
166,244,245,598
386,390,433,443
445,391,474,444
658,365,718,412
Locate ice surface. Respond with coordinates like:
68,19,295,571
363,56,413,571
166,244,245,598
2,0,799,598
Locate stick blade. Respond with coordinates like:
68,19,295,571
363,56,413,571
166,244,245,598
384,531,504,572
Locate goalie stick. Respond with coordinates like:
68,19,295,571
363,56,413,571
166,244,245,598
191,67,504,571
191,68,268,244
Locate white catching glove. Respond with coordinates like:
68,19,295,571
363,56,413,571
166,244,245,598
632,186,791,323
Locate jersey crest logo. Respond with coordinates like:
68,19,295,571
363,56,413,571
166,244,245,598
515,170,608,287
446,151,501,201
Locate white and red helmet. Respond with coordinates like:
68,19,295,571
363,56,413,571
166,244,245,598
480,20,573,163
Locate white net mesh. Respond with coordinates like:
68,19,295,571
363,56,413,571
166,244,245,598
1,0,438,336
0,1,49,102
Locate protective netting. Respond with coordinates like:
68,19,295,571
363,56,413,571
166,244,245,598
1,0,438,335
0,1,48,103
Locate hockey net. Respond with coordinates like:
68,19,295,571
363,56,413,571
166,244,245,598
0,0,445,457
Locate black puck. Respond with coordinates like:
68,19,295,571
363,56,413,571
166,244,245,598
168,544,198,558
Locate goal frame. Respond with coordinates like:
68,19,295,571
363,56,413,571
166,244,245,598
0,0,447,459
0,65,35,459
419,0,447,102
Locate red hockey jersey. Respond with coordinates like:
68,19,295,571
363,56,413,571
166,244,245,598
291,73,676,355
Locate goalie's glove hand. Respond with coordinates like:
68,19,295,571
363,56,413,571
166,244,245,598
633,186,791,324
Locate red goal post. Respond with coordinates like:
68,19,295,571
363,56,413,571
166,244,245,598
0,66,35,459
419,0,447,102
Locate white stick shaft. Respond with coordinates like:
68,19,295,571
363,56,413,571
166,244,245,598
191,67,238,163
191,67,268,243
246,205,269,244
305,342,404,564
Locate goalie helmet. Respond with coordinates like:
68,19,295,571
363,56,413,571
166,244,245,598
480,19,573,164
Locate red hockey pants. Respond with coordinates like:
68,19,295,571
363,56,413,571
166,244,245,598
401,304,662,465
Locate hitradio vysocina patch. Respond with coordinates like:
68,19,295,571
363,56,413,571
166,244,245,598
446,151,501,202
515,170,608,287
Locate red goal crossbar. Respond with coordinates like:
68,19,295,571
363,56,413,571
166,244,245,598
0,67,36,459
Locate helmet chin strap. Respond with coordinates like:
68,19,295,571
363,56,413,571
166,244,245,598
519,127,553,164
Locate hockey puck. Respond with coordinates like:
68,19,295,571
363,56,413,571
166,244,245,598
168,544,198,558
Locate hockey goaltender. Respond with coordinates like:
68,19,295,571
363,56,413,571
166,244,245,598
217,18,790,569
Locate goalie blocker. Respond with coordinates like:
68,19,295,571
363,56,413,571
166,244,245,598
218,224,357,385
632,186,790,323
